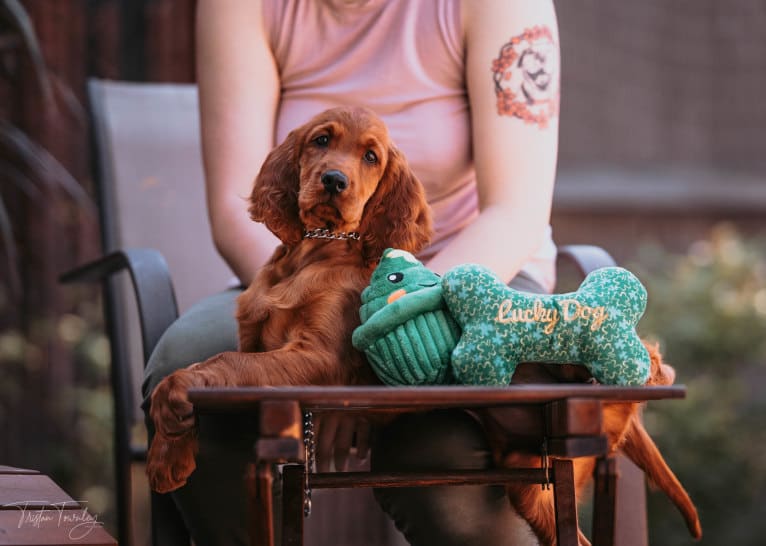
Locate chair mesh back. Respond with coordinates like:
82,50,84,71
89,79,235,424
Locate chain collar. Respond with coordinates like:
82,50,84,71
303,228,361,241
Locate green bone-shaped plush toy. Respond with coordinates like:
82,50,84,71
352,249,460,385
442,264,651,386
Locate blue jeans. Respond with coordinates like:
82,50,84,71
143,274,544,545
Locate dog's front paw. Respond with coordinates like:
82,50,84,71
146,431,199,493
146,369,203,492
150,369,203,437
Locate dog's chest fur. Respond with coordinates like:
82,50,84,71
237,241,374,354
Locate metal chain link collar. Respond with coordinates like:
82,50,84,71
303,228,361,241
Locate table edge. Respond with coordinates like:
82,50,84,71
188,385,686,412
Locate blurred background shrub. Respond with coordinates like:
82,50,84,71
634,224,766,545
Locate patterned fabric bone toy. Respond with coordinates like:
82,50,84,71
443,264,651,386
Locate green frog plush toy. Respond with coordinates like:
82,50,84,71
353,248,651,387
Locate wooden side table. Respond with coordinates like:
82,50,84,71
0,466,117,546
189,384,685,546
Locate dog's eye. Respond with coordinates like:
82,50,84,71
364,150,378,164
314,135,330,147
387,272,404,283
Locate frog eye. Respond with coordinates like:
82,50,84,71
387,272,404,283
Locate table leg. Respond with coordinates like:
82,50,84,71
553,458,578,546
248,400,304,546
247,461,275,546
282,464,305,546
592,456,617,546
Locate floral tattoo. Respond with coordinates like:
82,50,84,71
491,26,559,128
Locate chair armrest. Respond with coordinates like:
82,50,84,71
557,245,617,278
60,248,179,362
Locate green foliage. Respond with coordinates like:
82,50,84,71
0,283,115,523
632,224,766,545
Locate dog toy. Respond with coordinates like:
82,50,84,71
354,249,651,387
443,264,651,386
352,249,460,385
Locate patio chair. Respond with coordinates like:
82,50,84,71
62,78,666,546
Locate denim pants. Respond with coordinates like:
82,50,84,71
143,275,544,546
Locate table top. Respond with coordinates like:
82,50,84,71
189,384,686,412
0,466,117,545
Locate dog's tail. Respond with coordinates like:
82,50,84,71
621,413,702,540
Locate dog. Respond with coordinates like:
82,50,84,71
146,106,432,493
485,343,702,545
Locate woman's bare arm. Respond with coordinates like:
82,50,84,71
427,0,560,283
196,0,281,284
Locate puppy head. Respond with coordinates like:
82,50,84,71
296,107,391,235
249,107,388,244
249,106,432,257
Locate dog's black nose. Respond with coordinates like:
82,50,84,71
321,170,349,194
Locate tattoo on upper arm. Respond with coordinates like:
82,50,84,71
491,26,559,128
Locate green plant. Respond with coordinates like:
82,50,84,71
632,224,766,545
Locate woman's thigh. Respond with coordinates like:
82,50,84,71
371,410,536,546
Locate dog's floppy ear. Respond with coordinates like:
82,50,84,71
248,129,304,245
358,145,433,264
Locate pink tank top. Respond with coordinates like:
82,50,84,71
263,0,556,289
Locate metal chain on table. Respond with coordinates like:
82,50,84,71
302,411,316,517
